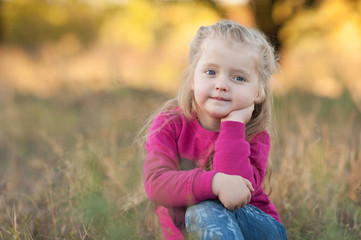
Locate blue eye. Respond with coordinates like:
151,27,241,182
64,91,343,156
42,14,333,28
205,70,216,75
234,76,245,82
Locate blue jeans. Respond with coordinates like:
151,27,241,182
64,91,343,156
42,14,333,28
185,200,288,240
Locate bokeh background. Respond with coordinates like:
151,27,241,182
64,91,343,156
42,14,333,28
0,0,361,239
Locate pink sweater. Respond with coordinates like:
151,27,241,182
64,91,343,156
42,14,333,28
144,109,281,239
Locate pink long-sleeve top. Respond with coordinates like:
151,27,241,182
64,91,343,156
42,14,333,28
144,108,280,239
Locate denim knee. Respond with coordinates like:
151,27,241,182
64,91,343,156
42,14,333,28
186,202,287,240
186,201,220,231
186,200,221,223
185,200,242,240
186,200,213,226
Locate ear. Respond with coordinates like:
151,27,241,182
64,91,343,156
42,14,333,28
254,86,265,104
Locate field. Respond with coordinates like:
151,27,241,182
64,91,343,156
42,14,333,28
0,87,360,239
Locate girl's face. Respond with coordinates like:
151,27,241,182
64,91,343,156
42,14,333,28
192,38,262,130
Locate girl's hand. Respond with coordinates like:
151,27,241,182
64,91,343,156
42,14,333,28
221,104,254,124
211,172,254,210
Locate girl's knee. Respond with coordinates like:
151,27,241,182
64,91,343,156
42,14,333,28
185,200,223,228
186,200,211,221
186,201,243,240
186,200,221,219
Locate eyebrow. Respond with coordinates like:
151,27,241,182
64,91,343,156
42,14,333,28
200,63,220,70
202,63,251,77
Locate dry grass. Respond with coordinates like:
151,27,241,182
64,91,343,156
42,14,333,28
270,92,361,239
0,88,360,239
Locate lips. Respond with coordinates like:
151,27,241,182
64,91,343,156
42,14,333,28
210,97,230,101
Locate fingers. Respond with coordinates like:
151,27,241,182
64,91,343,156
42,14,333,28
247,193,251,204
221,198,247,211
221,103,255,123
243,178,254,192
218,175,253,211
228,203,246,210
221,195,251,210
232,201,247,210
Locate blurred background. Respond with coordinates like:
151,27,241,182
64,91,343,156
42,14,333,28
0,0,360,239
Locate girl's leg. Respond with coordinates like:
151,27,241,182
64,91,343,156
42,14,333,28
185,201,288,240
234,204,288,240
185,200,244,240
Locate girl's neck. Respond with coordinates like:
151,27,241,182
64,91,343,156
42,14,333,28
196,112,221,132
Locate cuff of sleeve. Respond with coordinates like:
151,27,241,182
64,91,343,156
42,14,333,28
220,121,246,139
192,170,218,203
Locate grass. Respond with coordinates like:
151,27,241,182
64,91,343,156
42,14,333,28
0,87,360,239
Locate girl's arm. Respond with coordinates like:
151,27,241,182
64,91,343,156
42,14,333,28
144,114,217,208
212,121,270,192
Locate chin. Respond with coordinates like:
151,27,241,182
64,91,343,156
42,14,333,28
208,111,229,119
204,106,232,119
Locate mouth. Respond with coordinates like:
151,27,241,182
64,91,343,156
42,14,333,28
210,97,230,102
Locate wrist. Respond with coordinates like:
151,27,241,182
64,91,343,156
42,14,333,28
221,113,247,123
211,173,221,196
221,118,245,123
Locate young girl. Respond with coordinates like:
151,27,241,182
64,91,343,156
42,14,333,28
143,20,288,240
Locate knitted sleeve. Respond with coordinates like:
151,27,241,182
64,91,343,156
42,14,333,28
212,121,270,191
143,113,217,208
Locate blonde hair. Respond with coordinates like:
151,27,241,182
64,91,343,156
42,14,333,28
180,20,277,138
139,20,278,174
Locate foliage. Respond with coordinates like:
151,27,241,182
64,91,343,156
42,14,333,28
0,0,220,95
1,0,361,239
1,0,102,50
274,0,361,109
0,88,360,239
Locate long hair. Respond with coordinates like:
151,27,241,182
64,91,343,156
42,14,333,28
139,20,278,188
180,20,277,139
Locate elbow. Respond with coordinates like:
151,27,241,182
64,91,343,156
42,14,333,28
144,177,157,203
143,167,158,203
144,177,167,206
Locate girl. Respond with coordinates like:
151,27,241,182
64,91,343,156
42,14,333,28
143,20,288,239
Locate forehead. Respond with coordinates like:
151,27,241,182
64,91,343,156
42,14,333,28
199,38,259,71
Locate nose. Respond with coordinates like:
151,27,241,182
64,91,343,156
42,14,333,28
215,76,228,92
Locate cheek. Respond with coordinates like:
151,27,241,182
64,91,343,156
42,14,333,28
193,77,206,99
193,85,205,104
234,98,251,108
234,92,256,108
192,72,200,91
